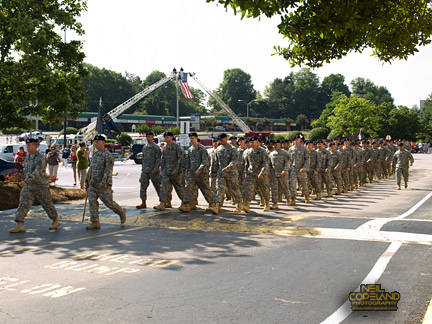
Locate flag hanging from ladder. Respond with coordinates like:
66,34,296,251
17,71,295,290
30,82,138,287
179,73,194,99
96,100,121,139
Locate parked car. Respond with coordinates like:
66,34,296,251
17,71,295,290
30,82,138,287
130,144,144,164
17,131,46,142
0,158,22,181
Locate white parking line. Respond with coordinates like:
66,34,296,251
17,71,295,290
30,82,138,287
321,191,432,324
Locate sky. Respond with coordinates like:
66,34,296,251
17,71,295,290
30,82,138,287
70,0,432,109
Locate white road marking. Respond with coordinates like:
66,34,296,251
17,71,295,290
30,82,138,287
321,190,432,324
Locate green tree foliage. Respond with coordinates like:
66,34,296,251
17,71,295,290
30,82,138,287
117,132,132,146
265,69,326,120
321,74,351,102
151,125,164,135
418,94,432,141
286,130,303,140
351,78,394,106
244,117,258,131
312,92,346,128
136,124,150,135
206,0,432,67
208,68,256,115
386,106,419,141
296,114,309,131
82,64,143,113
306,127,330,141
327,95,381,138
0,0,88,129
59,127,79,135
201,117,217,131
166,126,180,136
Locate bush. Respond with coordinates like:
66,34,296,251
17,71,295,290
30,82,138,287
286,130,303,140
2,128,25,135
166,126,180,135
151,125,164,135
117,133,132,146
306,127,330,141
59,127,79,136
136,124,149,135
275,134,286,140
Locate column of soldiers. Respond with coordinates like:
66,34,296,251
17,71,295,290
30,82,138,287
9,133,415,233
139,133,414,214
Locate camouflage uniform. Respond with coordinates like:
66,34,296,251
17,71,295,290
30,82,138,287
377,146,387,179
372,146,381,179
329,150,343,193
243,146,270,202
159,142,185,203
382,145,392,178
344,145,355,189
353,146,363,186
288,145,309,199
307,149,321,195
139,143,161,201
338,148,350,192
317,147,333,192
392,149,414,186
183,143,213,204
362,146,375,183
86,149,123,223
269,149,290,203
15,151,58,222
208,147,218,193
211,144,242,204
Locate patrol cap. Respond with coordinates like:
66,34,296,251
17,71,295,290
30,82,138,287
274,139,282,144
338,141,344,146
146,131,154,136
372,141,377,145
94,135,106,141
217,133,227,140
238,137,245,141
329,142,336,147
316,139,323,144
398,142,404,147
164,132,174,137
229,135,237,140
188,132,198,137
305,140,312,145
26,138,39,144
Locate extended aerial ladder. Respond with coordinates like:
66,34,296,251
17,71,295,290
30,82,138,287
189,72,252,133
81,69,177,142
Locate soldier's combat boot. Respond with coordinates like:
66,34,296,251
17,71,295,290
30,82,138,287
286,197,291,206
10,221,25,233
209,202,220,215
49,218,61,230
311,189,315,195
290,197,296,206
405,182,408,189
260,198,264,207
205,203,214,212
165,201,172,208
327,189,333,198
304,195,310,203
179,203,191,212
271,202,279,210
263,201,270,212
315,192,321,200
136,201,146,209
86,222,101,230
278,194,283,202
120,208,126,224
190,200,197,210
233,202,243,213
336,188,342,195
397,184,401,190
154,202,166,211
242,201,250,213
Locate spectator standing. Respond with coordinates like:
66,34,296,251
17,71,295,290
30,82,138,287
62,148,71,167
14,146,27,165
70,145,78,185
77,142,89,189
46,145,59,184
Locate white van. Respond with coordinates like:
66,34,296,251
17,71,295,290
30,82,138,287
0,144,48,161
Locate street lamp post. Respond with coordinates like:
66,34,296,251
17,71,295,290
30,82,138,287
238,99,257,118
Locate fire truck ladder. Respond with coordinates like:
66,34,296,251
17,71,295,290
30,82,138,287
189,72,252,133
82,70,177,141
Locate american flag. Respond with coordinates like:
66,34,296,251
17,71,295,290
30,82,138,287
179,72,194,99
357,129,362,140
